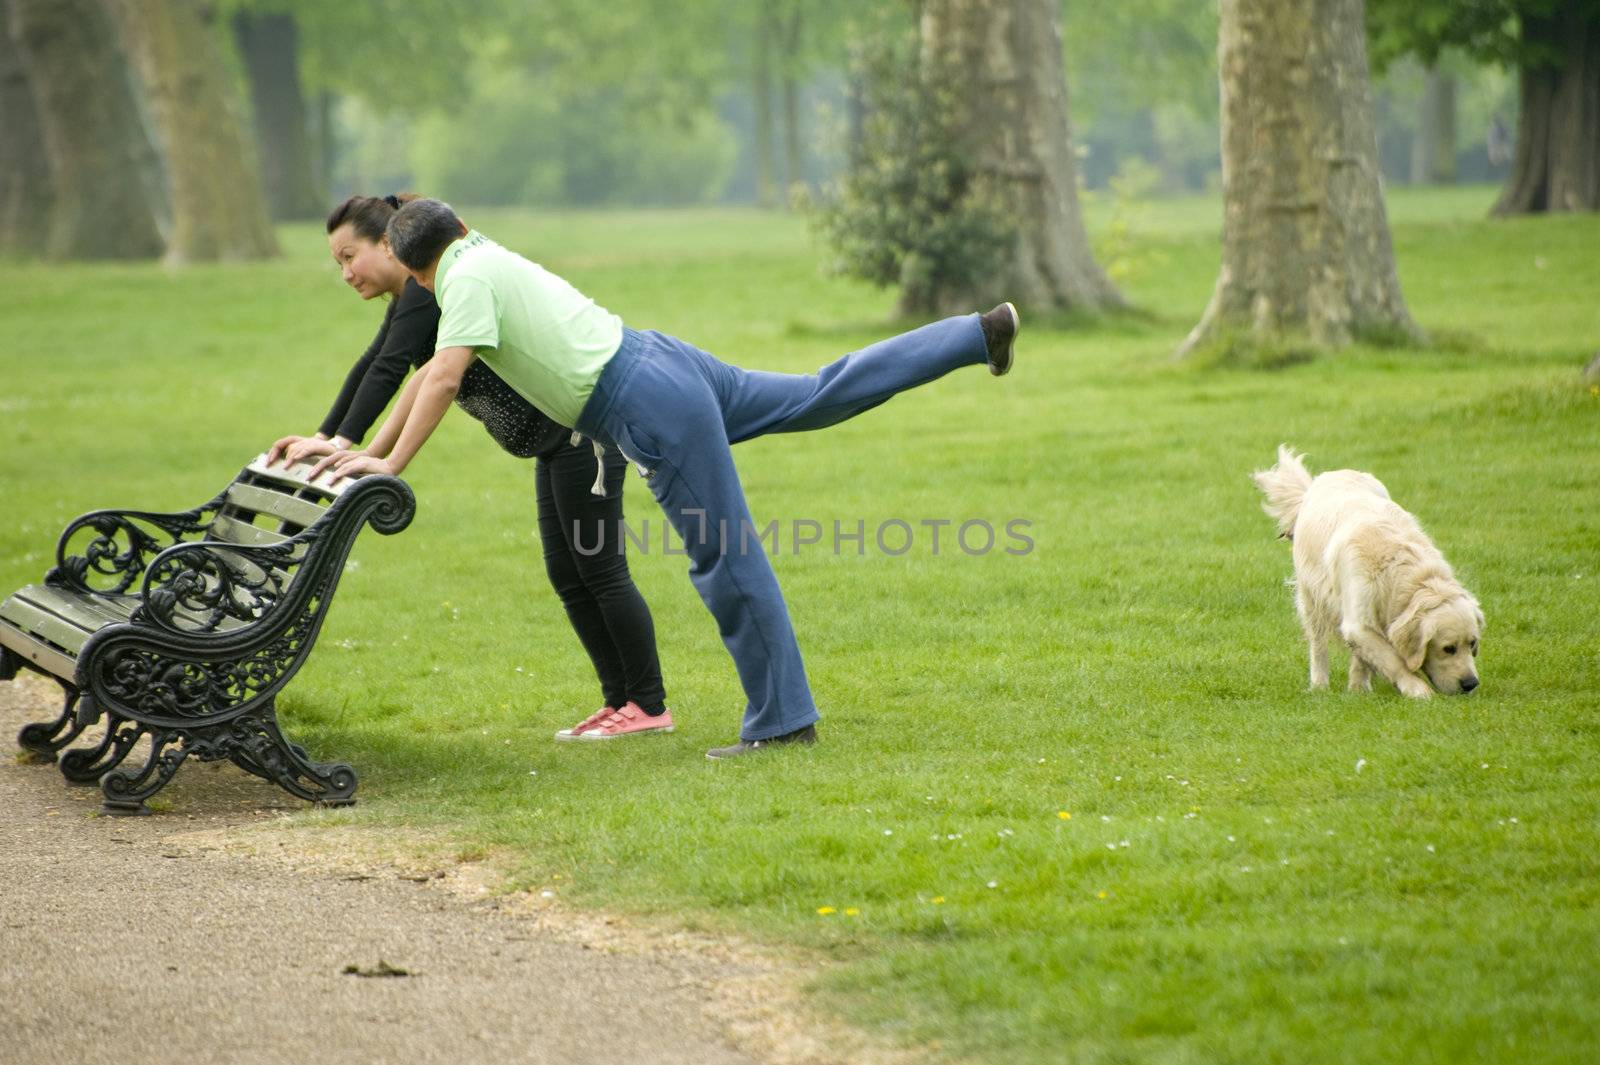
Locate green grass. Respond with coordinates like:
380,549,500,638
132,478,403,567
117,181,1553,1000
3,186,1599,1063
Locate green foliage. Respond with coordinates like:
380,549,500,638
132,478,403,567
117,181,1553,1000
1061,0,1219,119
1366,0,1600,71
803,13,1013,313
1061,0,1221,191
408,65,736,208
1086,157,1169,285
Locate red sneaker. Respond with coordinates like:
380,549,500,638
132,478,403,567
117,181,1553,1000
555,706,616,742
580,702,675,740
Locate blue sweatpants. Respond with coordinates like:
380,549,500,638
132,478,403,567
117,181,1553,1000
573,315,989,740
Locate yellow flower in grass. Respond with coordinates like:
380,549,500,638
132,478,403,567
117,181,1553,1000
816,906,836,915
1097,891,1108,899
931,896,946,905
1057,811,1072,820
845,908,860,917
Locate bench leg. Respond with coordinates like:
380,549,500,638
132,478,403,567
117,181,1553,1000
93,704,356,815
17,686,89,765
228,708,358,808
59,713,145,785
99,728,189,816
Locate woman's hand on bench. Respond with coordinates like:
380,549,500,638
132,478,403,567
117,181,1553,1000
267,433,349,466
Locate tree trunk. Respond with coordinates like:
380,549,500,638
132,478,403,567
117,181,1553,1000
1179,0,1420,356
919,0,1122,314
1493,1,1600,215
5,0,164,260
233,11,323,222
1411,67,1457,186
0,5,50,253
846,72,867,171
312,90,335,198
108,0,278,262
753,4,778,208
780,8,803,203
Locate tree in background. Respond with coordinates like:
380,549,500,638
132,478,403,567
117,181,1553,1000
1061,0,1220,192
745,0,855,207
232,8,324,221
4,0,164,260
1180,0,1420,357
1368,0,1599,214
0,10,50,254
922,0,1121,313
815,0,1119,317
109,0,278,262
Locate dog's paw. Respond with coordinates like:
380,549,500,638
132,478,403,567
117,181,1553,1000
1398,675,1433,699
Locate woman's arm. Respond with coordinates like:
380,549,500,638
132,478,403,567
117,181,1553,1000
312,346,476,480
316,301,396,439
330,292,438,443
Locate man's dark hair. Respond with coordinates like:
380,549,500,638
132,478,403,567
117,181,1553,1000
386,199,464,271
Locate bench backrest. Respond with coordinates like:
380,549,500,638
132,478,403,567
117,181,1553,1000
207,455,358,548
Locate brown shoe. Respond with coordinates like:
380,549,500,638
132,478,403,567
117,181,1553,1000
980,302,1019,376
705,724,817,760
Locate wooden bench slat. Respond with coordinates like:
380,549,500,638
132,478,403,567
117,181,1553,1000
209,514,290,547
0,625,77,680
13,581,250,637
11,583,134,627
244,454,354,498
225,482,330,529
0,595,95,653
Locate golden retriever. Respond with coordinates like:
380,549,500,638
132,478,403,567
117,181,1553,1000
1253,446,1483,698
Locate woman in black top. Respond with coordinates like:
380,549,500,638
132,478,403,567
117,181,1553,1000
268,194,672,741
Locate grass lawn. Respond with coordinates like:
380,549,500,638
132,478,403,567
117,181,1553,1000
2,186,1598,1063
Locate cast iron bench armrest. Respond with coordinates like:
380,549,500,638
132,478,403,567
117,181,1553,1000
49,494,228,598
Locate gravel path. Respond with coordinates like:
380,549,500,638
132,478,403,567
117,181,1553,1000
0,674,886,1065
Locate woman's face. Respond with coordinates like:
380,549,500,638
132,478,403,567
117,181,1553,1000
328,223,408,300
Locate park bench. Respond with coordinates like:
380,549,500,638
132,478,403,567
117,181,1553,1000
0,456,414,815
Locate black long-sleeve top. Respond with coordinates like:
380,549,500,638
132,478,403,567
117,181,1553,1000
319,278,569,459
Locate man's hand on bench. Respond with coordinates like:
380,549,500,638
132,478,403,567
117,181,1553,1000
309,449,395,485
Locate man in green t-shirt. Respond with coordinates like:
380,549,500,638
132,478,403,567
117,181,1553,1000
317,199,1020,759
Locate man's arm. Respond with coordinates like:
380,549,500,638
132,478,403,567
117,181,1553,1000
312,346,476,481
384,345,474,471
363,360,432,459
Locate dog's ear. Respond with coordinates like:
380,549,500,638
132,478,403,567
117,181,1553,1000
1388,592,1434,674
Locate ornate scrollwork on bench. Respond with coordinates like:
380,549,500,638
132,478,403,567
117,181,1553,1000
49,498,226,597
1,458,414,814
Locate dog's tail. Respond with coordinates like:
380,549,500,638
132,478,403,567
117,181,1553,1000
1252,445,1313,539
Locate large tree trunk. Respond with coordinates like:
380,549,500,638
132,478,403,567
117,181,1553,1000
108,0,278,262
0,5,50,253
1179,0,1420,356
920,0,1122,315
753,4,778,208
5,0,164,260
232,11,323,222
1411,67,1457,186
780,7,803,203
1493,1,1600,215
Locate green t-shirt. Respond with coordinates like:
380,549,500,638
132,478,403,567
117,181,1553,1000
433,230,623,428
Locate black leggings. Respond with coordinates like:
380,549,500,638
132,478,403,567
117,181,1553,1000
536,441,666,710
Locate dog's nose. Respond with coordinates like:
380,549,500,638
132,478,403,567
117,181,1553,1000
1460,676,1479,693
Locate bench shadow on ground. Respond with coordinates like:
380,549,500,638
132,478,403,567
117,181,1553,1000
4,671,314,826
